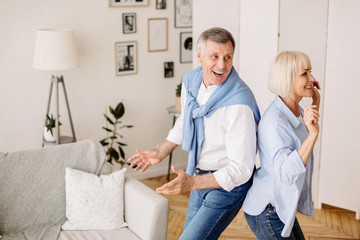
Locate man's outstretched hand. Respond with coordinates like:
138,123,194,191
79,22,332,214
156,166,194,195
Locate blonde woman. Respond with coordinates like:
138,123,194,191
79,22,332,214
243,51,320,239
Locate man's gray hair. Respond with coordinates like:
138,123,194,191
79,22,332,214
196,27,235,52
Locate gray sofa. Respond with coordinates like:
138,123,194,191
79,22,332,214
0,139,169,240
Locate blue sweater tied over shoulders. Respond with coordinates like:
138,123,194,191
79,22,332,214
182,66,261,175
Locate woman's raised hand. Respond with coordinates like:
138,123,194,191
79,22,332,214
303,105,320,138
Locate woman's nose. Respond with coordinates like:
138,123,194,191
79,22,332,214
309,73,316,82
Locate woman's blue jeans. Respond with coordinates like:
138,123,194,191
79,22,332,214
179,170,253,240
244,204,305,240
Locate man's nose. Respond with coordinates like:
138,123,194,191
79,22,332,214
217,58,225,68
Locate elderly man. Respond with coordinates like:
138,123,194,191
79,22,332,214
128,27,260,240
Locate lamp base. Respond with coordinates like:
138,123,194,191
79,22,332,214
42,75,76,146
43,136,75,146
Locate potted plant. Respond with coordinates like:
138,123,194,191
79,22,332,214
100,101,134,166
175,81,182,112
43,114,62,142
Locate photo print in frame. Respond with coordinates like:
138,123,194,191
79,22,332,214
115,41,137,76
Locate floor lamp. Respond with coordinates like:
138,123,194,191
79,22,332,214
33,29,79,145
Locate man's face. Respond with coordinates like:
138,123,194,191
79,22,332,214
197,40,234,87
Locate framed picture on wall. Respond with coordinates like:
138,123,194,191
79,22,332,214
174,0,192,28
180,32,192,63
122,13,136,34
109,0,148,7
115,41,137,76
156,0,166,9
148,18,168,52
164,61,174,78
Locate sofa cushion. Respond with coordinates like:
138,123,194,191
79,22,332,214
0,139,105,240
62,168,127,230
59,228,141,240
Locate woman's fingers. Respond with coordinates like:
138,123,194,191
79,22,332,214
304,105,320,124
314,80,321,90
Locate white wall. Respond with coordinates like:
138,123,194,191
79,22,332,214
239,0,279,114
193,0,360,216
318,0,360,218
192,0,240,69
0,0,191,178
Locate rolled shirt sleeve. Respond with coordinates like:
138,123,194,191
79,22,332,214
270,122,307,185
166,84,187,145
275,149,306,185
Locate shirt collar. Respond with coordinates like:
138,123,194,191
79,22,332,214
274,95,304,129
200,81,218,92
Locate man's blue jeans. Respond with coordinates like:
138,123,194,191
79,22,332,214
179,170,253,240
244,204,305,240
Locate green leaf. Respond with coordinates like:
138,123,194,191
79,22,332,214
110,136,117,140
117,141,127,146
104,114,115,125
102,127,113,132
114,102,125,119
109,106,116,117
99,139,109,146
126,125,134,128
118,146,125,159
109,147,119,160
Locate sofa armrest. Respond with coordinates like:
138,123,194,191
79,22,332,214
124,176,169,240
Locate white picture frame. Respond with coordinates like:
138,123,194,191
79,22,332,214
148,18,168,52
174,0,192,28
115,41,137,76
109,0,148,7
180,32,192,63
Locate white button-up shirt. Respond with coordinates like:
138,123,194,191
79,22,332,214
167,82,257,191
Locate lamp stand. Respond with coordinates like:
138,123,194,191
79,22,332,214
42,75,76,146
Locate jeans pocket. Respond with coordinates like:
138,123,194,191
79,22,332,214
267,205,284,235
245,212,259,234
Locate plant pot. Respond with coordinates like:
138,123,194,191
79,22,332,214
43,127,56,142
175,95,181,112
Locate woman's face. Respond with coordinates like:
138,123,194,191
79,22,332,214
292,65,316,101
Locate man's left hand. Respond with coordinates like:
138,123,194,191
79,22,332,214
156,166,194,195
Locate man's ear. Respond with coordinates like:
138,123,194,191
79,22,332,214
197,50,202,63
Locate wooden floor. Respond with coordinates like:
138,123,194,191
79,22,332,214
141,174,360,240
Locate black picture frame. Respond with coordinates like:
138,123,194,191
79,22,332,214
156,0,166,9
122,13,136,34
164,61,174,78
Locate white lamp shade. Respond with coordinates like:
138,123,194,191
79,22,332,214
33,29,79,70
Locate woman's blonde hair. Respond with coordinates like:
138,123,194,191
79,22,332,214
268,51,312,100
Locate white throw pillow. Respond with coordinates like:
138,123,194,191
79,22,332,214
62,167,128,230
